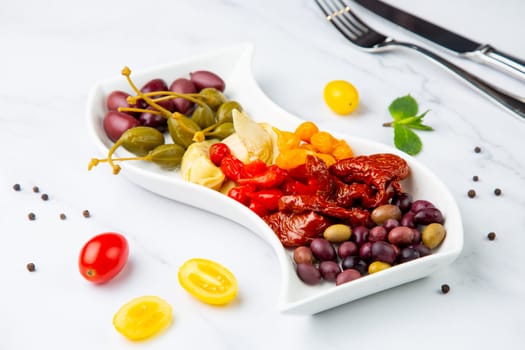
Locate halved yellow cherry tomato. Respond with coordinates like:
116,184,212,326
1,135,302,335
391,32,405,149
178,258,238,305
323,80,359,115
113,295,172,341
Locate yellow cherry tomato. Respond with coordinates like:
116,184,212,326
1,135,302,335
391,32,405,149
323,80,359,115
178,258,238,305
113,295,172,341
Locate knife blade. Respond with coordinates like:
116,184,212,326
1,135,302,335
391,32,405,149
353,0,525,80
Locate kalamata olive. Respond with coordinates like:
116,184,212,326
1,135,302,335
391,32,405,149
107,90,140,115
341,256,368,275
323,224,352,243
190,70,225,92
293,246,314,265
371,241,396,264
411,228,421,243
422,223,446,249
414,207,445,225
139,107,167,131
359,242,373,260
141,78,168,94
411,243,432,257
368,261,391,274
296,263,321,285
368,226,387,242
400,211,416,228
338,241,358,259
383,218,399,232
391,243,400,257
371,204,402,225
388,226,415,246
352,226,369,245
410,199,435,213
398,247,420,263
103,111,140,142
169,78,197,114
319,261,341,282
336,269,361,286
310,238,336,261
393,193,413,212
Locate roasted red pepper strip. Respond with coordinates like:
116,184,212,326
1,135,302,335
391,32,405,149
227,184,255,206
237,165,288,188
248,188,283,212
209,142,231,167
220,155,245,181
242,159,268,178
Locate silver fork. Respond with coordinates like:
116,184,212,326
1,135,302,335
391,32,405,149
315,0,525,120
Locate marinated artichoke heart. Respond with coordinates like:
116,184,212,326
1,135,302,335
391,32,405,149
222,109,275,164
181,140,225,190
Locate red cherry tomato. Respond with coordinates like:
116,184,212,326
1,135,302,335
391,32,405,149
79,232,129,284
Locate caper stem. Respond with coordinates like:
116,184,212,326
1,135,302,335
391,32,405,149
118,107,162,115
88,155,152,164
121,67,172,119
191,122,222,142
105,138,124,174
139,91,206,107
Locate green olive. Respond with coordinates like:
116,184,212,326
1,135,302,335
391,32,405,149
191,104,216,129
168,112,201,148
368,261,391,274
147,143,186,170
422,223,446,249
371,204,402,225
323,224,352,243
205,122,234,140
198,88,226,111
120,126,165,156
216,100,242,123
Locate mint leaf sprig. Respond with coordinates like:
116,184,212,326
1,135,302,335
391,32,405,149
383,95,433,155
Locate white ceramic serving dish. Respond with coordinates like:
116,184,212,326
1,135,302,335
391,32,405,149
86,43,463,315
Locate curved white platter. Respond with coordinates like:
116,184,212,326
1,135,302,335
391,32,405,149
86,43,464,315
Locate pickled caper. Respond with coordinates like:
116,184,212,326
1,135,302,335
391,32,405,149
191,103,216,129
147,143,185,169
198,88,226,111
205,122,235,140
216,101,242,124
168,112,201,148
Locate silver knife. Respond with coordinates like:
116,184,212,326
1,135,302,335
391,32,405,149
353,0,525,81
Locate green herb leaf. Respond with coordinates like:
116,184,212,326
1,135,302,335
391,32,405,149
394,124,422,155
388,95,418,121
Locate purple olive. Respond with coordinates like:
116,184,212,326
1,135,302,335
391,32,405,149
341,256,368,275
411,243,432,257
368,226,387,242
398,247,420,263
352,226,369,246
410,200,435,213
169,78,197,114
103,111,140,142
336,269,361,286
190,70,225,92
400,211,416,228
106,90,140,114
371,241,397,264
141,78,168,94
310,238,336,261
393,193,413,212
319,261,341,282
338,241,358,259
359,242,373,261
296,263,321,285
414,207,445,225
139,107,167,131
383,218,400,232
388,226,416,246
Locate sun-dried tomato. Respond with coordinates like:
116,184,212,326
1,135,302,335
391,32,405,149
263,211,331,247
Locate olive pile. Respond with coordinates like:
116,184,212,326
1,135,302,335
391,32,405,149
90,67,242,174
293,195,447,286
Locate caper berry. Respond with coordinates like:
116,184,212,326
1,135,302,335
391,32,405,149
147,144,186,170
216,100,242,124
168,112,201,148
120,126,165,157
205,122,234,140
191,104,216,129
198,88,226,111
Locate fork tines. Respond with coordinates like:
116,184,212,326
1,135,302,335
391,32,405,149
316,0,369,40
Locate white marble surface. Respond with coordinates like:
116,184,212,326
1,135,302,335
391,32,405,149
1,0,524,348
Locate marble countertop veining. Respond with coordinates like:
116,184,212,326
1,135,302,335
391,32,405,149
1,0,524,349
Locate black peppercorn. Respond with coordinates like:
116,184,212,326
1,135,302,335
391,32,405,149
487,232,496,241
26,263,36,272
41,193,49,201
82,210,91,218
59,213,67,220
441,284,450,294
13,184,21,191
32,186,39,193
467,189,476,198
472,175,479,182
474,146,481,153
494,188,502,196
28,212,36,221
